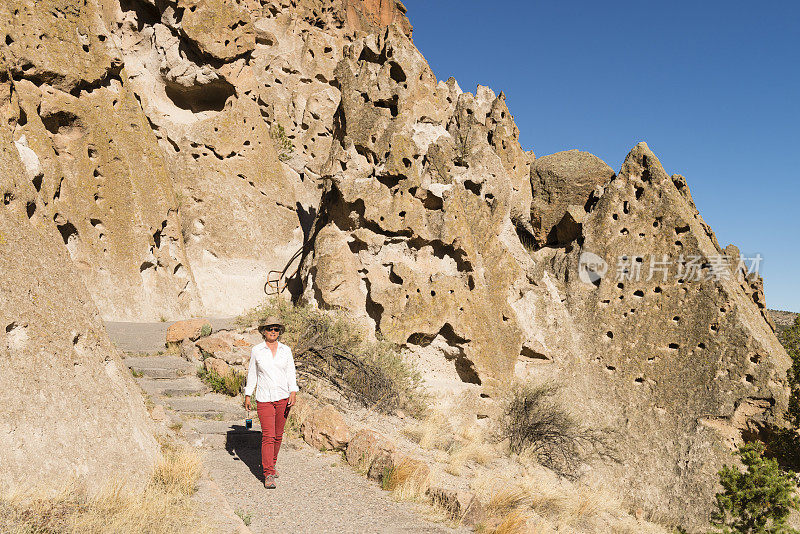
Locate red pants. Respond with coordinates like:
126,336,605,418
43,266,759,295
257,397,289,478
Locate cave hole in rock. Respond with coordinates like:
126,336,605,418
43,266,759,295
164,78,236,113
57,220,78,245
389,61,406,83
635,186,644,200
672,316,680,323
5,35,12,45
633,290,644,297
750,354,760,364
377,173,404,190
26,201,36,218
697,342,706,349
619,227,629,236
41,110,81,136
520,346,549,361
710,323,719,333
605,331,614,339
606,365,616,372
373,95,399,117
744,374,754,384
654,286,662,293
634,377,644,384
139,261,155,272
668,343,679,350
617,282,624,290
347,239,368,255
612,213,618,220
675,224,690,235
463,179,482,196
623,201,630,214
388,266,403,285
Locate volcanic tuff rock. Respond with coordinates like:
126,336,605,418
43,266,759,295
0,120,159,492
0,0,794,528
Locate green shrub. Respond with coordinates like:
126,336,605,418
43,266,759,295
780,316,800,428
199,324,212,338
712,441,800,534
497,382,616,479
237,298,426,416
270,123,294,162
197,367,245,397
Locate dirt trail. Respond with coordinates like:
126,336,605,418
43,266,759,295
112,323,466,534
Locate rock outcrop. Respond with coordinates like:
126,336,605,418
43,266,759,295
0,117,159,493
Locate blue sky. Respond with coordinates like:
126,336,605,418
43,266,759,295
403,1,799,312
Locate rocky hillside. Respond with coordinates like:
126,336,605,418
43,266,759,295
0,0,793,529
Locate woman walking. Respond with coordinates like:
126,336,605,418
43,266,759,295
244,316,298,489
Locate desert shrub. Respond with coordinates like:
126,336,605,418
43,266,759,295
711,441,800,534
270,123,294,162
497,382,616,479
199,323,212,338
197,367,245,397
237,298,426,415
780,316,800,427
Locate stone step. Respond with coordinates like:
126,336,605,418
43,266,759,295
163,397,243,420
125,355,196,379
137,376,207,397
185,420,263,449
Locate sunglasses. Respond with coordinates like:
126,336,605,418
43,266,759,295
262,326,281,333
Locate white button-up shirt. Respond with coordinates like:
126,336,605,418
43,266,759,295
244,341,299,402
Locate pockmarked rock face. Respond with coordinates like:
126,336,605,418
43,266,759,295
0,123,160,493
295,23,791,528
0,0,793,528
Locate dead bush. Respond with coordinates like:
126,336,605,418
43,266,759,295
497,382,617,479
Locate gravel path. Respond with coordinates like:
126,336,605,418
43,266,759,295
205,434,462,534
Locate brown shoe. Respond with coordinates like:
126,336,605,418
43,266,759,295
264,475,276,489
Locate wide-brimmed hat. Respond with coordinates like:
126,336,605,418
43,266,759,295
258,316,285,332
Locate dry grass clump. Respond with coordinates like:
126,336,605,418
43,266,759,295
150,447,203,496
238,298,427,415
383,458,431,502
0,453,208,533
0,448,208,534
473,468,668,534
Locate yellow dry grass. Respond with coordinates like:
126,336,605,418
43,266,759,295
0,448,209,534
385,457,431,502
471,467,662,534
445,424,494,475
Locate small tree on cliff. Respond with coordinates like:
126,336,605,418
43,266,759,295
711,441,800,534
780,316,800,427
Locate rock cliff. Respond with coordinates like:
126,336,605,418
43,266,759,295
0,115,159,492
0,0,793,528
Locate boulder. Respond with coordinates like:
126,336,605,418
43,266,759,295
195,336,232,358
346,429,397,482
530,149,615,246
180,339,202,362
166,319,212,346
204,357,231,377
428,487,485,526
301,404,351,451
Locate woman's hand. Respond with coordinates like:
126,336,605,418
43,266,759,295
287,391,296,407
244,395,252,411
